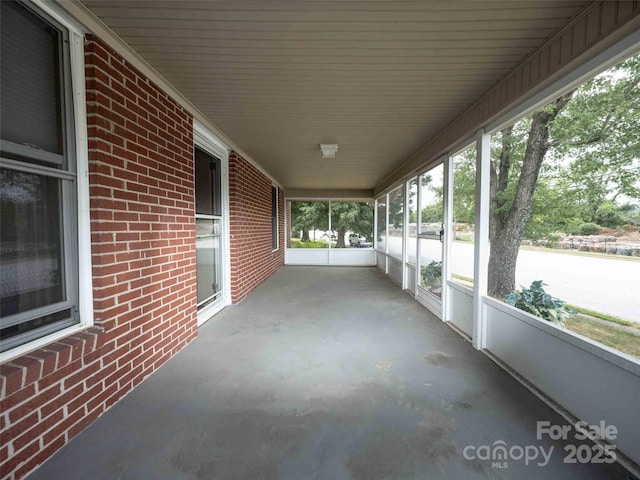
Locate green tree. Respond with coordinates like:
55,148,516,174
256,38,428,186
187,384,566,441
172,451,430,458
420,173,444,224
290,201,328,241
551,55,640,204
452,149,476,224
388,187,404,229
487,54,640,297
331,202,374,248
592,200,632,228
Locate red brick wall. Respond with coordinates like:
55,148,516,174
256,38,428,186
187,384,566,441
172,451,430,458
0,36,198,479
229,152,285,303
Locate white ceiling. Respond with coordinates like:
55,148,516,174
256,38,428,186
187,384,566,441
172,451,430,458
80,1,589,190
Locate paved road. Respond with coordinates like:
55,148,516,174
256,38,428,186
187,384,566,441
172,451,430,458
395,237,640,323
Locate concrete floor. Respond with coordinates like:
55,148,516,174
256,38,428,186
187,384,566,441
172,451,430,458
30,267,633,480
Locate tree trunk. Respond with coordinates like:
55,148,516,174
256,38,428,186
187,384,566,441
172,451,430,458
336,228,347,248
302,229,309,241
488,92,573,298
487,212,526,298
489,125,514,244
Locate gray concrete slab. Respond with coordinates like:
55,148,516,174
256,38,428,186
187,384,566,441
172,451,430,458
29,267,633,479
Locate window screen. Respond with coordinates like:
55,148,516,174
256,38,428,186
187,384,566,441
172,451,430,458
1,1,63,157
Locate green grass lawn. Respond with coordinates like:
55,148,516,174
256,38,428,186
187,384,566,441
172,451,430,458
565,316,640,359
566,305,635,327
451,273,474,285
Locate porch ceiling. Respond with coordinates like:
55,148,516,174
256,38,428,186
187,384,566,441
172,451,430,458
79,1,588,190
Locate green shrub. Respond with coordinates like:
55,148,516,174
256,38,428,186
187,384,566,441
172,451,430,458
578,222,602,236
545,234,561,248
421,261,442,287
505,280,575,327
566,221,582,235
289,239,329,248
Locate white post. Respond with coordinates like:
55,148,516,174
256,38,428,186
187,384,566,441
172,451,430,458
384,193,390,273
416,178,422,288
328,200,332,265
472,129,491,349
442,155,454,322
374,198,379,251
402,181,409,289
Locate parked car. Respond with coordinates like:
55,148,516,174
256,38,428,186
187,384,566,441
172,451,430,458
349,233,372,247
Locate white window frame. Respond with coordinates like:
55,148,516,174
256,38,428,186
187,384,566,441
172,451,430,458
0,0,92,364
193,120,231,325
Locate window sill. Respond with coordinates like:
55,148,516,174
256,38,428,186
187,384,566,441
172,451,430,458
0,325,103,398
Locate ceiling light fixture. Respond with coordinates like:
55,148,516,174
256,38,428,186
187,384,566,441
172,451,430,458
320,144,338,159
